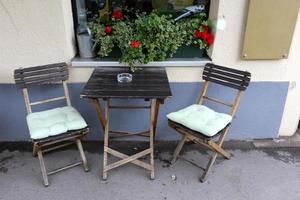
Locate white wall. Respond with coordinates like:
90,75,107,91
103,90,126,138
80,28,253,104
209,0,300,136
210,0,300,81
279,11,300,136
0,0,299,136
0,0,75,83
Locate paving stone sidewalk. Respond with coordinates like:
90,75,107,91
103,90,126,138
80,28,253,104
1,146,300,200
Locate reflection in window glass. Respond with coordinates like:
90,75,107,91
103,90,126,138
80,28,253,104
74,0,210,25
72,0,211,59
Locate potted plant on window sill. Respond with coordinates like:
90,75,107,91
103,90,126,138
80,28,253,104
89,9,214,82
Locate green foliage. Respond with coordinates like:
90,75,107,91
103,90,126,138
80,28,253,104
89,23,114,57
133,13,184,63
178,13,210,49
89,10,212,72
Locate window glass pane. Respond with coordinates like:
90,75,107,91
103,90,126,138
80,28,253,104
78,0,210,22
73,0,211,59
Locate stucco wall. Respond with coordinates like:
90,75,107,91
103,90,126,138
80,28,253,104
68,0,300,136
0,82,288,141
0,0,75,83
0,0,299,139
210,0,300,136
279,15,300,136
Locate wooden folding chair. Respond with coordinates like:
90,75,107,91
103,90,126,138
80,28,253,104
14,63,89,186
168,63,251,182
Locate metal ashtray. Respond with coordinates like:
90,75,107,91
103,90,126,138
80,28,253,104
117,73,133,83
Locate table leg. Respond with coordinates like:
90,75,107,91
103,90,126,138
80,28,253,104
103,99,110,180
153,99,161,137
92,98,106,131
91,98,159,180
149,99,155,179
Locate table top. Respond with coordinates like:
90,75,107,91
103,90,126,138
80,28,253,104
80,67,172,99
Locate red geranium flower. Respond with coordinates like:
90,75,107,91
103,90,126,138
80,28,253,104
200,31,207,40
205,33,214,45
195,29,202,39
131,40,141,48
112,10,123,20
201,25,209,33
105,26,112,34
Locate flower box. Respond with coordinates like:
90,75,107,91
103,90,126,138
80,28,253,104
172,45,205,58
90,10,213,71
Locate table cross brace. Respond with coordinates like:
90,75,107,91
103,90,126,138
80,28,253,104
109,130,150,138
104,147,153,172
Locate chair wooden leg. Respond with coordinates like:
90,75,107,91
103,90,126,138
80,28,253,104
33,143,38,157
171,134,188,164
200,128,229,182
200,152,218,183
76,139,89,172
37,150,49,186
207,140,231,159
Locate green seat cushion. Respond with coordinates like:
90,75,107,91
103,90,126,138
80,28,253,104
26,106,88,140
167,104,232,137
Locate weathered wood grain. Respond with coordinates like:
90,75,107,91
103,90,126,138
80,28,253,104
81,67,172,99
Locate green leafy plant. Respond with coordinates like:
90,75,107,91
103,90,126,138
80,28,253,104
89,23,114,57
133,13,184,62
178,13,214,49
89,10,214,72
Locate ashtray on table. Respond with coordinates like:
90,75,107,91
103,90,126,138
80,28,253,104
117,73,132,83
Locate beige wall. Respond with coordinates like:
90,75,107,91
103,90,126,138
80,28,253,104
0,0,75,83
209,0,300,136
279,11,300,136
210,0,300,81
0,0,299,136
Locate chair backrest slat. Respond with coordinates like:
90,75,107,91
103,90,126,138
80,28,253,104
14,62,66,73
202,95,233,107
14,63,71,114
14,64,67,78
14,63,68,88
203,63,251,91
15,73,68,88
198,63,251,116
29,96,67,106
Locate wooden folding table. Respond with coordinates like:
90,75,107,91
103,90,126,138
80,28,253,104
80,67,172,180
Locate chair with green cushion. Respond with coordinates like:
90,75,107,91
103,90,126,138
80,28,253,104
14,63,89,186
167,63,251,182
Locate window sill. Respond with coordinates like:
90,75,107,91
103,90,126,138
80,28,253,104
71,57,212,68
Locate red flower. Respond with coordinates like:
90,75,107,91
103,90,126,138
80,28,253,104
201,25,209,33
205,33,214,45
195,29,202,39
105,26,112,34
112,10,123,20
200,31,208,40
130,40,141,48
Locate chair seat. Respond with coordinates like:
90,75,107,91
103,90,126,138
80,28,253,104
32,127,89,144
167,104,232,137
26,106,88,140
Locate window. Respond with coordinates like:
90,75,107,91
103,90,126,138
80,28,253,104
71,0,211,60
